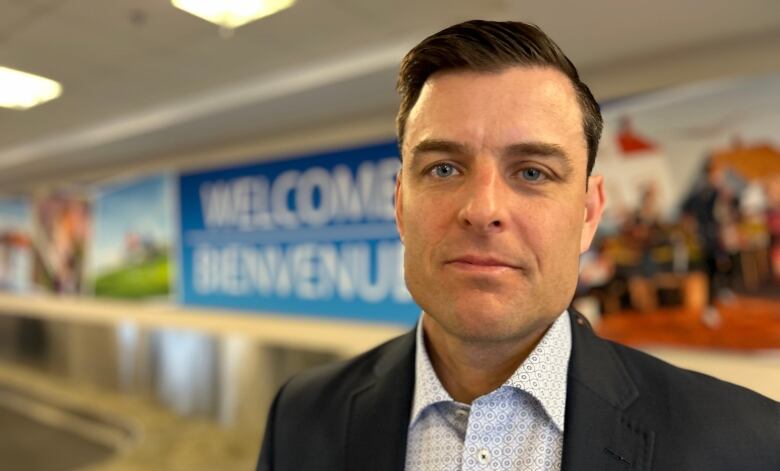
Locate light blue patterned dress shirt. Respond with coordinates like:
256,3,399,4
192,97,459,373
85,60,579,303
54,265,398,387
405,311,572,471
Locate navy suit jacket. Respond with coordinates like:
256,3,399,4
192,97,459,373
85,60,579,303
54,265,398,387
258,309,780,470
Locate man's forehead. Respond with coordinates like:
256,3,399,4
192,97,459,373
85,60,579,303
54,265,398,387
406,67,583,137
404,67,586,157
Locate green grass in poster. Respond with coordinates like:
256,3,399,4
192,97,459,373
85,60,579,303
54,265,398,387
94,255,170,299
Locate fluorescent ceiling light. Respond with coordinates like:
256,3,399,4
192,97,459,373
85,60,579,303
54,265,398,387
172,0,295,29
0,66,62,110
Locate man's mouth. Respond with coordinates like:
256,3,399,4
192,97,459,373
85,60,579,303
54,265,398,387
445,255,520,272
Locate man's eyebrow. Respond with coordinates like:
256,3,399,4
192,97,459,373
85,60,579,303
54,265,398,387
503,141,568,159
503,142,574,172
409,139,472,162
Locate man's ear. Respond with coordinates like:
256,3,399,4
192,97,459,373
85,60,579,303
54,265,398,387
580,175,606,253
394,169,404,244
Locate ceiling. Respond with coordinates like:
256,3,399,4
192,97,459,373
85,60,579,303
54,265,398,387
1,0,779,188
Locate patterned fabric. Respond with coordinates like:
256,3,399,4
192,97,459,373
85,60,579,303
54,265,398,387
405,311,572,470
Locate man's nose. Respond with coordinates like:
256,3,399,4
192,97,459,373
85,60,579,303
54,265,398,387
456,164,507,233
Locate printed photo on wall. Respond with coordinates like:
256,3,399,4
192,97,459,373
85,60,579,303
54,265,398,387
86,174,174,300
576,73,780,350
31,191,91,294
0,197,33,293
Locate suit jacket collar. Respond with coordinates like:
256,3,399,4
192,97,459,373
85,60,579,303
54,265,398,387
562,309,655,471
345,308,655,471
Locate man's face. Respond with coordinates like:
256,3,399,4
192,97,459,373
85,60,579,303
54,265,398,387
395,66,605,343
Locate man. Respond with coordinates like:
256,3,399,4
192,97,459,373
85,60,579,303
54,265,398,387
258,20,780,471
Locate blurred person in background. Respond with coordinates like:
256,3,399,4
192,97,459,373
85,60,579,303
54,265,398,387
682,159,739,326
258,20,780,471
624,183,667,312
767,176,780,281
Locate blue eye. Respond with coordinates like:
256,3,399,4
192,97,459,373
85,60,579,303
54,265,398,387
521,168,545,181
431,163,458,178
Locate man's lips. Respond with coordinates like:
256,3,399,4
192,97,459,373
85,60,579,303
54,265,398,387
445,255,521,272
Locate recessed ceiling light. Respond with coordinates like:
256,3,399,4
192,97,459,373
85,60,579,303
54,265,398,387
172,0,295,29
0,66,62,110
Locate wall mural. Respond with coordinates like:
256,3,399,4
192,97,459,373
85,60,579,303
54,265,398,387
578,73,780,349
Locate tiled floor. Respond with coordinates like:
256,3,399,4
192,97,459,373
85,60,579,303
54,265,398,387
0,405,114,471
0,363,261,471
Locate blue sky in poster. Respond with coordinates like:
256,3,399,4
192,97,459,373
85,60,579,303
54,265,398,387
90,175,172,275
178,140,421,326
0,198,30,233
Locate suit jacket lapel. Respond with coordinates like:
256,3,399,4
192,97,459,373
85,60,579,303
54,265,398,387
562,310,655,471
346,330,416,471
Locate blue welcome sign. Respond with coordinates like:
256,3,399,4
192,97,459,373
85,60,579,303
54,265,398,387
178,140,420,325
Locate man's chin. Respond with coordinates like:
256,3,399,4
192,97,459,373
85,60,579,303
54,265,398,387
435,306,539,343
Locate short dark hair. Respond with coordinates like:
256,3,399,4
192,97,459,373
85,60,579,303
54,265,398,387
396,20,602,176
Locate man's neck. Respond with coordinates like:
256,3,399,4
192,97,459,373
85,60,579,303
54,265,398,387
422,315,550,404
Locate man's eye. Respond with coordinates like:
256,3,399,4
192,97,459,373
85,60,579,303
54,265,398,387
430,163,459,178
520,168,546,182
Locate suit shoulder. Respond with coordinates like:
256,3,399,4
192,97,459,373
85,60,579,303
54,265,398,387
609,340,780,432
612,341,776,403
604,340,780,466
277,331,413,411
261,331,414,470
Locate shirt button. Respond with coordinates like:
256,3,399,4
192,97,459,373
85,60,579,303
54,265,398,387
477,448,490,464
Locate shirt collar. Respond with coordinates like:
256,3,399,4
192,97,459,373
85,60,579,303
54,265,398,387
410,310,572,432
